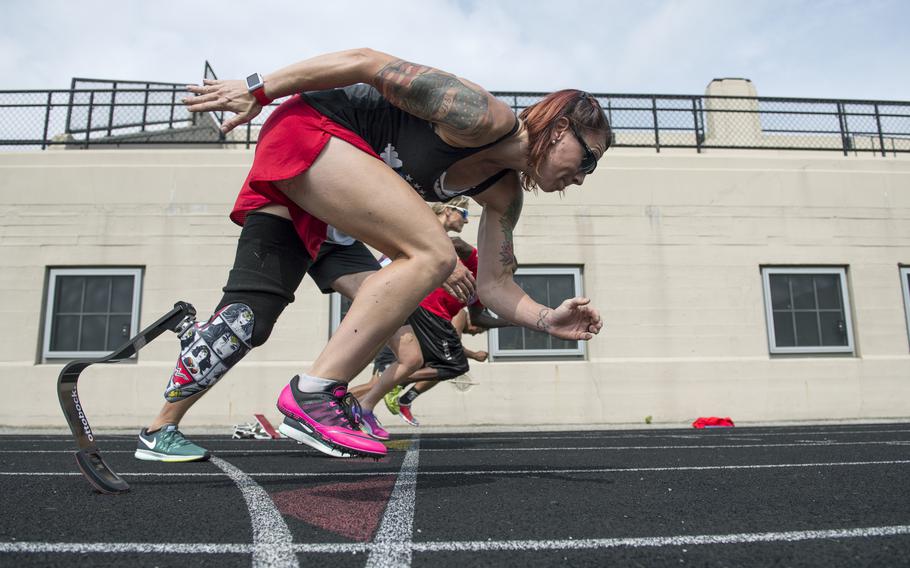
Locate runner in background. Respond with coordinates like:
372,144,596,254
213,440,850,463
351,237,512,439
381,304,498,426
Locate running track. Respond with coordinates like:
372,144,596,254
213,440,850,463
1,423,909,566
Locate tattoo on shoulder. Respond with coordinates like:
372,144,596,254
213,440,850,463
374,59,491,133
498,193,523,270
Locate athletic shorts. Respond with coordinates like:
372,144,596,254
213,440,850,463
373,345,397,376
371,307,469,381
229,96,381,259
226,212,377,301
309,241,381,294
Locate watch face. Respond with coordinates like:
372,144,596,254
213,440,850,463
246,73,261,89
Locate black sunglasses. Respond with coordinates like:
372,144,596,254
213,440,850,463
569,122,598,175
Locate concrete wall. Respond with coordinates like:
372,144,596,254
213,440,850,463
1,147,908,430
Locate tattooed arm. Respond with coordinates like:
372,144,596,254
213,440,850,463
184,48,515,140
473,176,603,341
371,58,515,146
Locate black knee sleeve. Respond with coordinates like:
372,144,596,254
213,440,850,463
163,213,312,402
218,212,313,348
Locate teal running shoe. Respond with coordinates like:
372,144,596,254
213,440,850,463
383,385,403,415
134,424,210,462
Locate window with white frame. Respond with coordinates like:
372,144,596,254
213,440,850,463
329,292,353,337
490,267,586,359
761,267,854,354
901,266,910,348
43,268,143,360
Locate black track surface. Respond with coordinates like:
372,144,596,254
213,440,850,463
1,423,909,567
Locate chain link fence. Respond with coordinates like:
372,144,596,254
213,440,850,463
2,83,908,155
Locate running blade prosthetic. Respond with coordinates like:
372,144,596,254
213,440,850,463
58,301,197,494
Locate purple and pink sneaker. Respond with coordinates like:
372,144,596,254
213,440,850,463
277,375,387,459
360,410,390,441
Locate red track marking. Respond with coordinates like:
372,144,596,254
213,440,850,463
272,476,397,541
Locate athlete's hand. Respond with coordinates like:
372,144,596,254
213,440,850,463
471,350,489,362
442,262,476,304
182,79,262,133
539,297,603,341
465,323,485,335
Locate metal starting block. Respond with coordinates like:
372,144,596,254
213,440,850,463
449,373,480,392
232,413,282,439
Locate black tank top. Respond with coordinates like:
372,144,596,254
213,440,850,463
302,84,517,202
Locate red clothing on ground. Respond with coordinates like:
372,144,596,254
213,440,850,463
230,95,381,258
692,417,735,429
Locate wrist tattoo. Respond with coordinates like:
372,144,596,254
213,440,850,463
536,308,551,331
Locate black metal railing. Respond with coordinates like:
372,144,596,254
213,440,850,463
1,82,908,155
65,77,194,137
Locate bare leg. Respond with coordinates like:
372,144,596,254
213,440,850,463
148,396,198,431
331,270,374,301
276,138,455,381
358,326,424,411
348,371,381,400
351,357,443,401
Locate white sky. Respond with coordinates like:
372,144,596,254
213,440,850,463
2,0,908,100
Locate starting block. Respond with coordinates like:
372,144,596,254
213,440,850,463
232,414,282,439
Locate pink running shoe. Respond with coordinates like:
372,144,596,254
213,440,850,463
360,410,390,441
398,403,420,427
277,376,387,458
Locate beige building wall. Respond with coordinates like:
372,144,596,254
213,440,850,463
1,147,909,430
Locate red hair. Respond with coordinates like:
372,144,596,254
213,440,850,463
518,90,611,191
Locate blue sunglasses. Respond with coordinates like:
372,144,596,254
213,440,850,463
445,205,469,220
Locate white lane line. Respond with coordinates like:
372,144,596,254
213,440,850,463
422,440,910,452
0,542,255,554
2,458,909,478
1,525,908,556
210,457,298,568
366,437,421,568
411,524,910,552
410,459,910,476
7,439,910,454
392,428,910,441
0,541,365,554
0,472,393,477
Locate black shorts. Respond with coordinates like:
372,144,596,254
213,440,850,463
309,241,381,294
372,307,469,380
373,345,397,376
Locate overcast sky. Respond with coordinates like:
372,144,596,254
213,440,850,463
2,0,908,100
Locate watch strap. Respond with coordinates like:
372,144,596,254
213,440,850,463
251,86,273,106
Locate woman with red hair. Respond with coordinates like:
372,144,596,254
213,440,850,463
169,48,609,459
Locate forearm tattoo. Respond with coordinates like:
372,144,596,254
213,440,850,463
536,308,551,332
374,59,491,133
498,193,522,270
